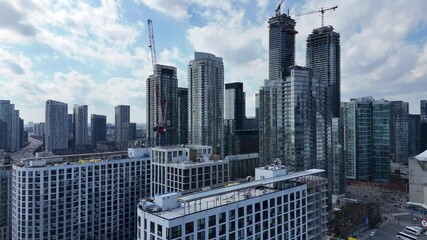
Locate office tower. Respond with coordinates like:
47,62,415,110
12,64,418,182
19,118,24,148
12,148,151,240
225,82,245,130
259,80,277,165
344,98,390,181
73,104,88,147
390,101,409,163
115,105,130,149
0,164,12,240
0,120,6,151
147,64,179,146
177,87,188,145
306,25,341,118
268,13,297,79
188,52,224,154
0,100,22,152
255,93,260,129
137,167,327,240
150,145,229,196
91,114,106,144
45,100,68,152
421,100,427,151
234,129,259,154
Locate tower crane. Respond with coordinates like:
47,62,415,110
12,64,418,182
275,0,285,16
297,5,338,27
147,19,167,146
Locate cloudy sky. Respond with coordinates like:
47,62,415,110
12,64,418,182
1,0,427,123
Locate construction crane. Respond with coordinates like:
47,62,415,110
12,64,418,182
275,0,285,16
147,19,157,73
297,5,338,27
147,19,167,146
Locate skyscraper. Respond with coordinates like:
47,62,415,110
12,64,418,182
306,25,341,117
91,114,106,145
224,82,245,156
268,13,297,79
115,105,130,149
177,87,188,145
0,120,6,151
0,100,22,152
188,52,224,153
147,64,178,146
260,12,297,165
390,101,409,163
45,100,68,152
73,104,88,147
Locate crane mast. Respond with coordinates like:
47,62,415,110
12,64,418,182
297,6,338,27
147,19,157,74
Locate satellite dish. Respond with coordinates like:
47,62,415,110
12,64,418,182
274,158,282,166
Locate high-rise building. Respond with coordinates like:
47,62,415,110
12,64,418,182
150,145,228,196
129,122,137,141
188,52,224,154
137,167,327,240
177,87,188,145
255,92,260,129
115,105,130,149
331,117,345,202
73,104,88,147
67,113,73,141
0,100,22,152
91,114,106,144
420,100,427,151
147,64,178,146
306,25,341,118
408,114,421,156
224,82,245,130
282,66,327,172
33,122,45,136
344,98,390,181
12,148,151,240
45,100,68,152
260,12,297,165
268,13,297,79
390,101,409,163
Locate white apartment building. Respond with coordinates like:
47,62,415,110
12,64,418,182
151,145,229,195
138,166,328,240
11,148,151,240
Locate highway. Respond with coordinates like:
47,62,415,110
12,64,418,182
10,136,43,161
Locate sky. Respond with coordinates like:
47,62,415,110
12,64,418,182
1,0,427,124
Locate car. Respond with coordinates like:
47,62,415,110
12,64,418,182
370,230,376,236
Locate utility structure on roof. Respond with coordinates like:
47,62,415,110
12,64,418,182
298,5,338,27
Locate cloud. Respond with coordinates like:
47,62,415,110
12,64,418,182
0,1,37,36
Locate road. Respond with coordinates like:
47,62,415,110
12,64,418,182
10,136,43,161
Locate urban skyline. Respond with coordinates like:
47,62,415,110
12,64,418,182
1,1,426,123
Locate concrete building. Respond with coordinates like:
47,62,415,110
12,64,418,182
45,100,68,152
137,167,327,240
147,64,179,147
331,117,345,202
177,88,188,145
234,129,259,155
150,145,228,196
73,105,89,147
259,80,278,165
33,122,45,136
225,153,259,180
91,114,107,145
115,105,130,150
188,52,224,155
408,149,427,210
11,148,151,240
0,120,6,151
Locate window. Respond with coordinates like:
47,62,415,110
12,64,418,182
186,222,194,234
229,210,235,220
150,222,155,233
170,226,181,238
208,227,216,239
208,215,216,227
197,218,205,230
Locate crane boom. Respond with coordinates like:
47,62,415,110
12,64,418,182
275,0,284,16
147,19,157,74
297,5,338,27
